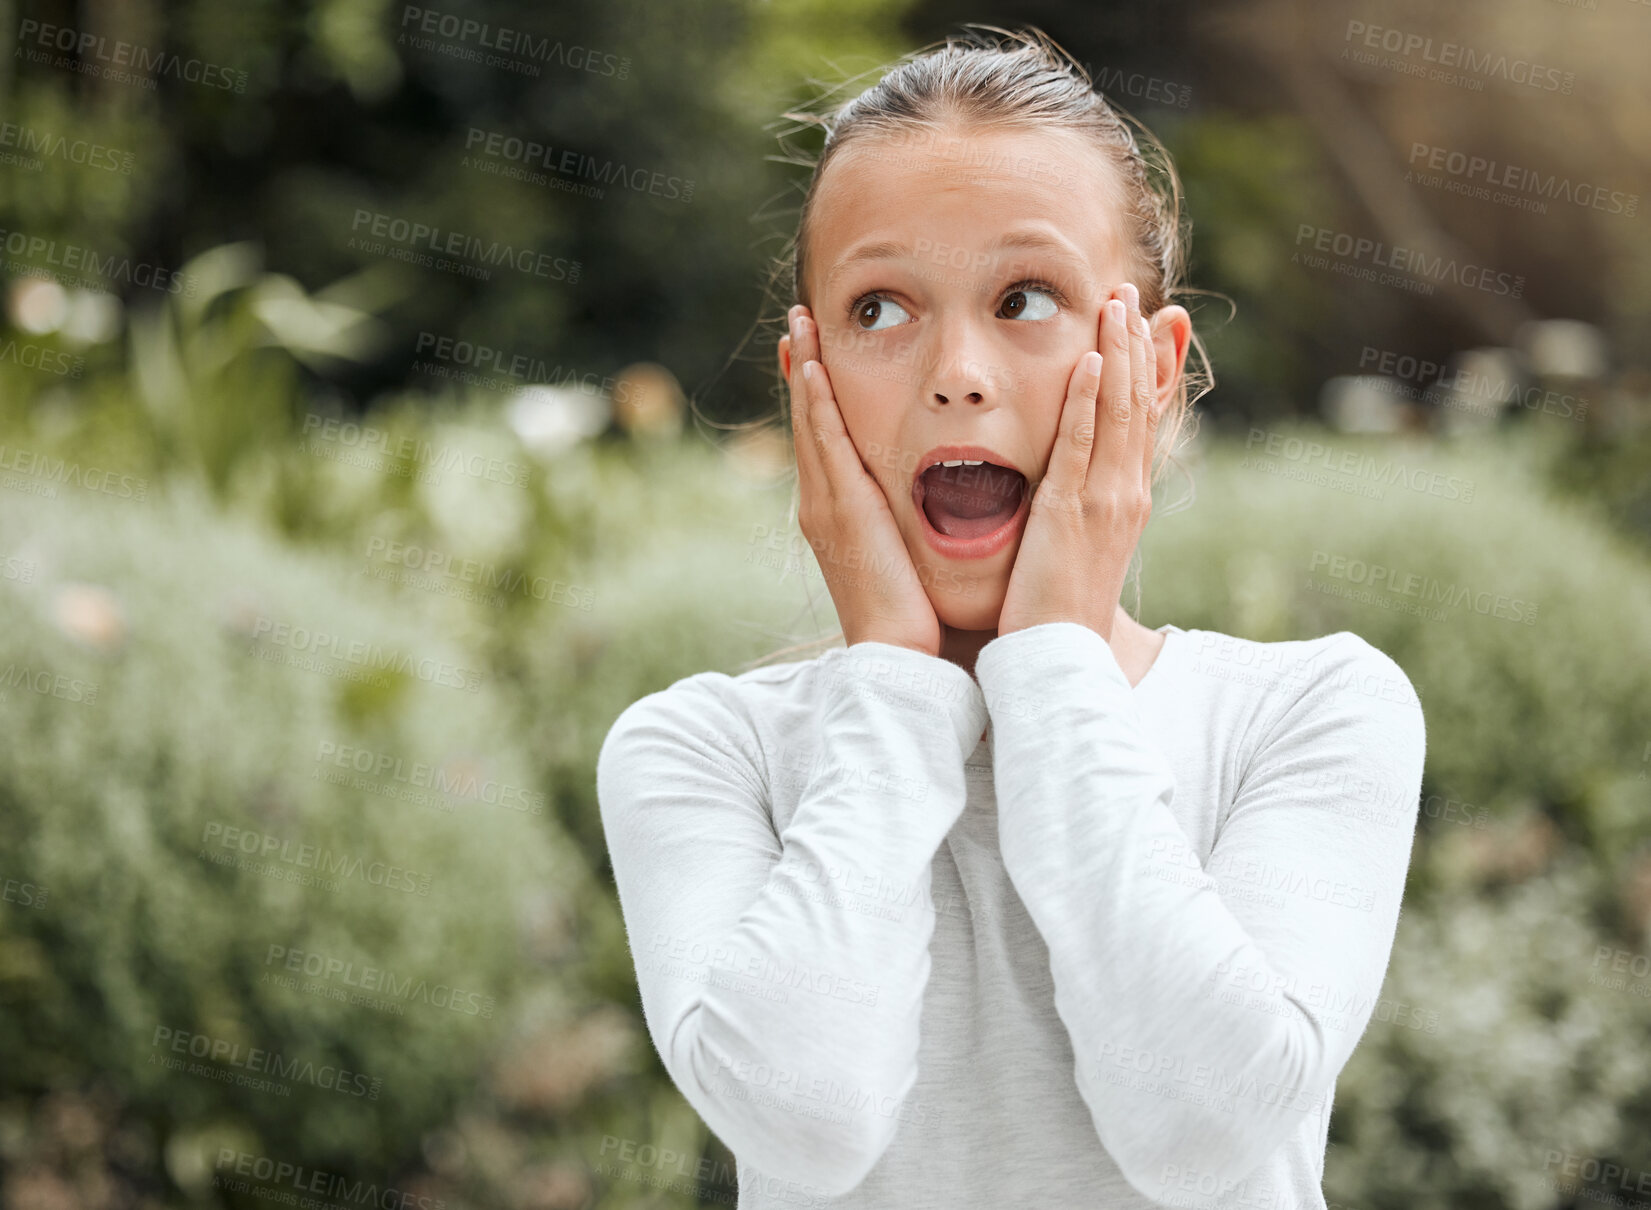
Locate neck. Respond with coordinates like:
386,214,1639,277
938,626,996,679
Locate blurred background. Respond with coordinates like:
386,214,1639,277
2,0,1649,1207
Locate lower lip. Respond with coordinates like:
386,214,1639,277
911,471,1031,561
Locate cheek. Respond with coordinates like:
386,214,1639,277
1021,364,1075,454
829,370,906,482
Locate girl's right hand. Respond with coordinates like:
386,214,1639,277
781,304,943,657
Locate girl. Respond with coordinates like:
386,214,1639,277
598,26,1426,1210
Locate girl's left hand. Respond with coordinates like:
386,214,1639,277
997,281,1161,644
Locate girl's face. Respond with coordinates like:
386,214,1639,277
785,124,1192,632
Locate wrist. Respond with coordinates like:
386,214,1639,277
978,619,1132,697
997,614,1112,643
845,631,938,658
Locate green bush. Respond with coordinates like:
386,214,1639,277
0,476,586,1195
1328,837,1651,1210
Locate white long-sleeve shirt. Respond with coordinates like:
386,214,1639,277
595,621,1427,1209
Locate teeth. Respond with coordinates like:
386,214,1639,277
937,458,986,467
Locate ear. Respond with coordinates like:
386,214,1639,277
1147,305,1192,413
778,333,792,380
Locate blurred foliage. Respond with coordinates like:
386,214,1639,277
4,0,1651,1206
0,0,917,431
1331,851,1651,1210
0,475,585,1187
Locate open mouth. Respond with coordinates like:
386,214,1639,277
916,460,1028,540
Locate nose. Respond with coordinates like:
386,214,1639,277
933,383,983,405
925,315,999,407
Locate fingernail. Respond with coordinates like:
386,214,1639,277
803,360,816,381
1108,299,1125,323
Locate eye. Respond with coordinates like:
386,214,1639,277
848,293,914,331
999,280,1064,321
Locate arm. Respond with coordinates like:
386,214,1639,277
974,621,1426,1202
596,643,986,1197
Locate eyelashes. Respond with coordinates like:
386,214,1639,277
845,277,1073,329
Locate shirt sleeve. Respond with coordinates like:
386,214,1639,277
973,621,1426,1203
595,644,988,1198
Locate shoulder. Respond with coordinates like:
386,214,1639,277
1177,626,1425,782
602,652,828,744
1170,628,1429,842
1177,626,1423,718
1262,630,1424,755
596,651,837,802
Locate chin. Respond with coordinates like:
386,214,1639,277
927,578,1006,633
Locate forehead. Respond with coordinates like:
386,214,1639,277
806,124,1127,297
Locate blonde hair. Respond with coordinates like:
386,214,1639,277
737,23,1211,671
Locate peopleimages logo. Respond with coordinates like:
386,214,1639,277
1293,224,1525,298
263,943,495,1018
1356,345,1589,421
0,444,147,500
348,209,581,283
0,229,194,296
0,338,85,378
299,413,532,488
14,19,250,92
1079,62,1193,109
362,536,594,613
398,6,630,78
2,874,48,909
462,127,694,202
249,614,485,692
0,662,98,704
200,821,434,896
150,1026,382,1099
1307,550,1539,626
214,1149,444,1210
1243,427,1476,503
414,330,637,399
314,737,549,814
0,122,135,173
1342,20,1576,94
1407,142,1638,218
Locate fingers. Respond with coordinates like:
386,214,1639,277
786,306,822,493
1091,292,1134,489
786,305,854,501
1045,348,1102,492
1085,284,1154,499
1140,310,1162,495
1123,284,1154,489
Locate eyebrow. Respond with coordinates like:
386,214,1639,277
824,228,1091,290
